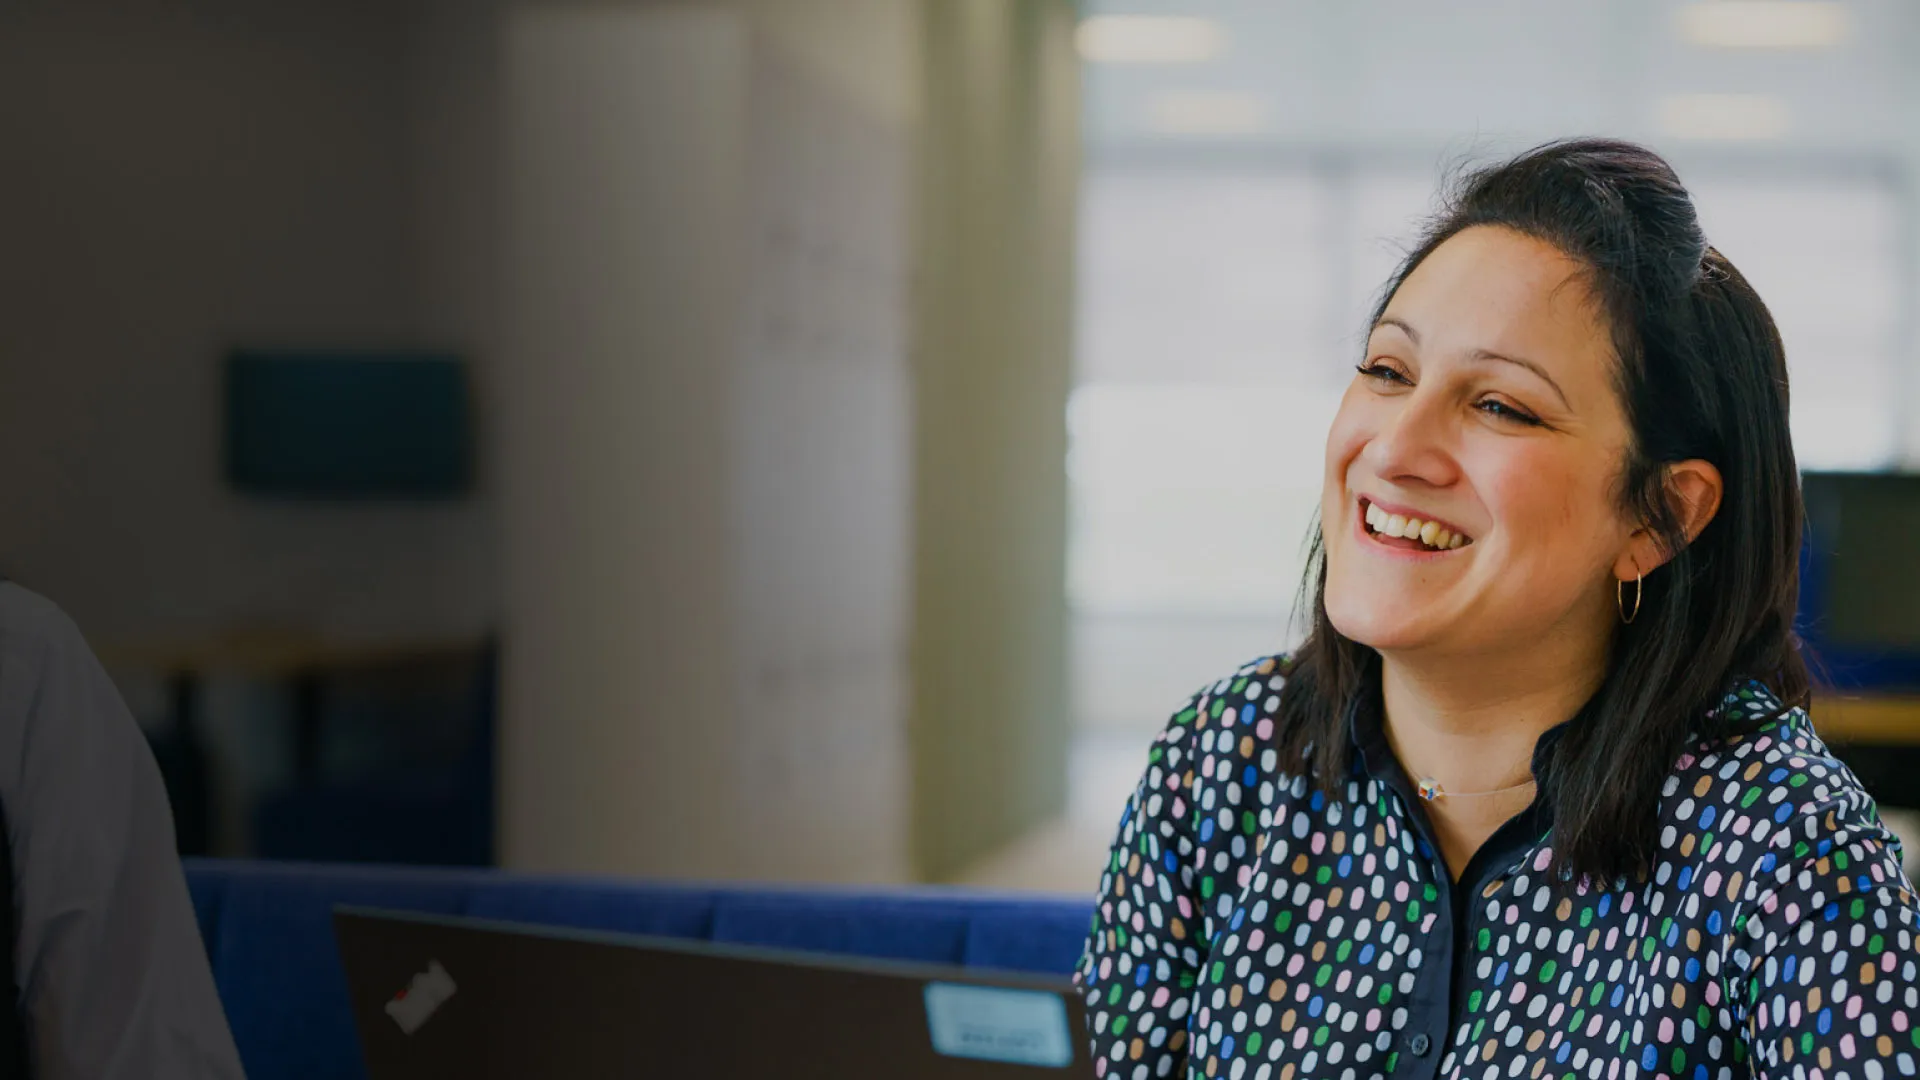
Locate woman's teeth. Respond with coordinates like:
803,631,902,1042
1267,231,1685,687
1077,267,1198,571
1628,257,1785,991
1364,502,1467,550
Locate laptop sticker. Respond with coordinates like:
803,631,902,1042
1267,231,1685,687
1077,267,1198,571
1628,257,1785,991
923,982,1074,1068
385,959,458,1035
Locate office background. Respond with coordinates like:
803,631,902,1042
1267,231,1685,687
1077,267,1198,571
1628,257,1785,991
0,0,1914,896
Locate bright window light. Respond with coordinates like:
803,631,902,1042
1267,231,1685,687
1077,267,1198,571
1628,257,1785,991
1075,16,1227,64
1655,93,1792,140
1066,384,1337,616
1674,1,1850,49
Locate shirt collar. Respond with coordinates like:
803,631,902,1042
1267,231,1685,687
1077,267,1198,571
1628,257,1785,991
1345,670,1581,831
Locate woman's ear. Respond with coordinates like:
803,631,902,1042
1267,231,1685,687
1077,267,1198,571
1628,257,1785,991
1665,459,1724,545
1613,459,1723,579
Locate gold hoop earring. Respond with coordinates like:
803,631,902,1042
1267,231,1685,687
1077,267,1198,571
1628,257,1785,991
1617,566,1642,625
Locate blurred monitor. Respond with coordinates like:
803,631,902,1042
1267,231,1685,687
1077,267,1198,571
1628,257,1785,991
1800,471,1920,687
225,350,472,498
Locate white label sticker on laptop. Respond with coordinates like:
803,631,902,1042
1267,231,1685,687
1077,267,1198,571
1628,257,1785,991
385,959,458,1035
923,982,1074,1068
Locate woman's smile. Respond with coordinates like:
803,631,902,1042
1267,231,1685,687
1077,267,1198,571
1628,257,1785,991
1354,495,1474,558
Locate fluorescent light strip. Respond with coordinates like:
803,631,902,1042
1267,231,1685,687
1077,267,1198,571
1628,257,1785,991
1076,16,1227,64
1674,1,1850,49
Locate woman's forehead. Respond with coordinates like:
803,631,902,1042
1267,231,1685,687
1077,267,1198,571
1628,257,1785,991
1380,227,1606,357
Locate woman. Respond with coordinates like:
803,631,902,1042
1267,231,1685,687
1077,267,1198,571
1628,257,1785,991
1076,138,1918,1080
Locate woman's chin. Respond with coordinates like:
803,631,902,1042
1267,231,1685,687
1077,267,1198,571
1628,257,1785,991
1323,595,1440,653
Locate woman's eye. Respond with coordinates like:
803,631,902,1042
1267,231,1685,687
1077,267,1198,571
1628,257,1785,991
1476,398,1542,426
1355,362,1409,385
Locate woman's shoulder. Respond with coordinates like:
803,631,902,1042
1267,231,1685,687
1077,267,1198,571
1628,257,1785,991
1160,654,1292,736
1673,680,1852,804
1191,653,1291,713
1148,654,1297,792
1659,679,1885,874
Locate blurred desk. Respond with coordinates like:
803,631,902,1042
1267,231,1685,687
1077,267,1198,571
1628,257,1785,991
1811,694,1920,811
1812,695,1920,746
102,632,492,678
100,631,491,855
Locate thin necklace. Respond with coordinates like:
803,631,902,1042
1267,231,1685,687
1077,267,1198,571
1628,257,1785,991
1416,776,1536,801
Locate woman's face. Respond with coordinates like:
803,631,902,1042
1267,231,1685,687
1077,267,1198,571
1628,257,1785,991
1320,225,1638,659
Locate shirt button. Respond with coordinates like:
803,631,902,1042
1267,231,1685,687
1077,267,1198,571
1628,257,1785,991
1408,1033,1431,1056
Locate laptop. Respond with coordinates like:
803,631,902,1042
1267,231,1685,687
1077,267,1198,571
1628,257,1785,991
334,906,1096,1078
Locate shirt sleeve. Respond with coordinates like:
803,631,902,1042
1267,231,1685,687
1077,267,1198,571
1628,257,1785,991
0,592,246,1079
1732,795,1920,1080
1075,690,1210,1080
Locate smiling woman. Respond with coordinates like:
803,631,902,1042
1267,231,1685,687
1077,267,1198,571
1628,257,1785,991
1075,139,1908,1080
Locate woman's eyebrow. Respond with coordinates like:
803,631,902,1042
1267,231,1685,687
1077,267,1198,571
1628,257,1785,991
1371,315,1420,344
1371,315,1570,409
1467,348,1570,409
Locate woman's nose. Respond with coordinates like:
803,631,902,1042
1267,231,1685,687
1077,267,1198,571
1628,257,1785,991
1361,390,1459,487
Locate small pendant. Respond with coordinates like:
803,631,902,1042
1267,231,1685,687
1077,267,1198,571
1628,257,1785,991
1417,777,1442,801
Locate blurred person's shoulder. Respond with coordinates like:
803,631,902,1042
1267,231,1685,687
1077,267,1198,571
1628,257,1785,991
0,582,92,667
0,581,128,798
0,582,117,737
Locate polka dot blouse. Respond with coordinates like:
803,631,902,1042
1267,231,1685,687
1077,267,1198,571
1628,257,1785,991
1075,655,1920,1080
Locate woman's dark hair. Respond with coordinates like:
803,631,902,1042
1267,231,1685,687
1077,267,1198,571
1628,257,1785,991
1278,137,1810,886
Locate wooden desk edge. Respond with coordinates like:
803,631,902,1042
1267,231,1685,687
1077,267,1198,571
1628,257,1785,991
1811,694,1920,746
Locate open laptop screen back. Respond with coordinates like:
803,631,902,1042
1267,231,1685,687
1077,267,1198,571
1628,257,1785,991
334,907,1093,1079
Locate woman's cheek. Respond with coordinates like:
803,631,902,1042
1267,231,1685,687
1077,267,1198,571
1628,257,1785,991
1467,446,1586,541
1323,398,1374,482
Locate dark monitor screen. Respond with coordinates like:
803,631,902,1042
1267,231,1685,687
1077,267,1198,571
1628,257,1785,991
1801,471,1920,653
225,351,472,498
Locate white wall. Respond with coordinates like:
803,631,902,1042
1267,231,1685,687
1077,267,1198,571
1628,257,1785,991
730,34,915,882
494,6,748,878
0,2,499,649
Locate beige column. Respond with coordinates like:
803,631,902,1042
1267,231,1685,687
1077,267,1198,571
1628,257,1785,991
909,0,1081,881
